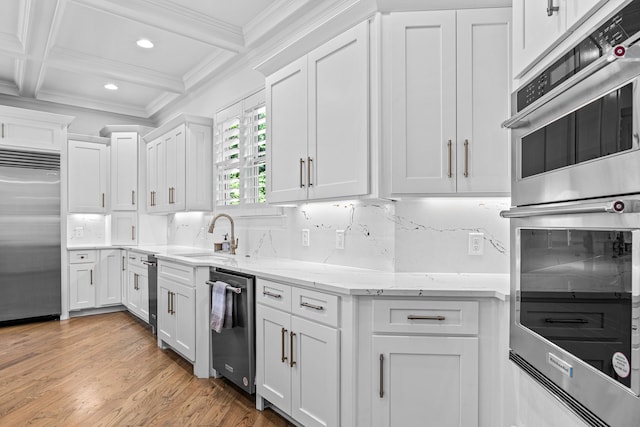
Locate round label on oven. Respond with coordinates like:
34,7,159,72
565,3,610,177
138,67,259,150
243,377,249,387
612,352,630,378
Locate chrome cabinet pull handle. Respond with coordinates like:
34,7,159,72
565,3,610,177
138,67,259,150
171,292,175,314
547,0,559,16
132,190,135,205
168,291,171,314
379,354,384,398
168,187,172,204
101,193,105,208
299,158,305,188
407,315,446,321
464,139,469,177
131,226,136,241
300,302,324,311
1,123,4,138
122,256,125,271
263,291,282,299
281,328,288,363
290,331,296,367
307,157,313,187
447,140,452,178
90,269,93,285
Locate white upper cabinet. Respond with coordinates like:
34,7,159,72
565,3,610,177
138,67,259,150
512,0,607,78
266,21,369,204
111,211,138,245
143,116,212,214
109,132,138,211
388,8,511,196
0,106,73,152
68,137,109,213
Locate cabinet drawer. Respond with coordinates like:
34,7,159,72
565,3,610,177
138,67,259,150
69,250,97,264
158,260,195,287
256,278,291,311
372,299,478,335
291,287,339,328
127,251,148,269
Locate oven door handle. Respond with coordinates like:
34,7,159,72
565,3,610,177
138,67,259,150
500,199,638,218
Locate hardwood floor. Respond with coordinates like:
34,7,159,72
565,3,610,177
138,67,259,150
0,312,294,427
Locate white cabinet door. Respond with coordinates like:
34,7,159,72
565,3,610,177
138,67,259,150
291,316,340,427
390,11,457,194
69,263,96,310
127,267,148,322
0,116,63,152
256,304,292,412
158,280,175,344
165,125,186,211
111,212,138,245
372,335,479,427
68,140,108,213
455,8,511,193
97,250,122,306
146,138,165,212
110,132,138,211
307,21,369,201
266,57,309,204
173,282,195,361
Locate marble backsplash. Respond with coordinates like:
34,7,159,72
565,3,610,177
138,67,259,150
165,197,510,273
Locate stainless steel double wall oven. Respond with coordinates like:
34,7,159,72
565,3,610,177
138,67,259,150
503,2,640,425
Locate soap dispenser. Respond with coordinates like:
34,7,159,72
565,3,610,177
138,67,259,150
221,233,230,253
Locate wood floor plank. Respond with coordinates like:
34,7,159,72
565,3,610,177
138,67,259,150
0,312,294,427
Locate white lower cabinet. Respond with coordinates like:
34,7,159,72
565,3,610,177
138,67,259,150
69,249,123,311
256,279,340,427
372,336,478,427
358,298,487,427
126,252,149,322
157,260,196,362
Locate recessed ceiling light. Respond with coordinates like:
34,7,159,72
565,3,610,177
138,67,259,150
104,83,118,91
136,39,154,49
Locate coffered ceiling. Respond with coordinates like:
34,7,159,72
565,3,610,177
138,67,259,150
0,0,310,118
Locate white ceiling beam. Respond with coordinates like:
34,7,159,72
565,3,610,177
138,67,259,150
47,47,185,93
37,89,148,117
0,79,20,96
70,0,245,52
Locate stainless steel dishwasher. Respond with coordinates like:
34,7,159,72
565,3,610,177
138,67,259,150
207,267,255,394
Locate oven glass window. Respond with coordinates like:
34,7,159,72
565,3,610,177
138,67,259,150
521,83,633,178
520,229,632,388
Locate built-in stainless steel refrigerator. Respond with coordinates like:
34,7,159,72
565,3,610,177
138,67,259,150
0,148,61,323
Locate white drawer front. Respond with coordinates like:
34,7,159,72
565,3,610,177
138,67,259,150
69,250,96,264
158,260,194,286
256,278,291,311
291,287,339,328
372,299,479,335
127,251,148,269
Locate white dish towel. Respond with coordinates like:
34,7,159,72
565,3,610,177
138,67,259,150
210,280,234,333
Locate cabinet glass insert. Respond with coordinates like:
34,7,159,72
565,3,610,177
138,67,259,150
519,229,632,388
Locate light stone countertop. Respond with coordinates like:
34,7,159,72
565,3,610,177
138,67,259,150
66,244,509,299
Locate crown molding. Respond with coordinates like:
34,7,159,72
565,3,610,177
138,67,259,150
47,47,185,93
243,0,316,47
70,0,244,52
37,88,147,117
144,91,180,118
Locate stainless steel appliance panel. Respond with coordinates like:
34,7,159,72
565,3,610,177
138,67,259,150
208,268,255,394
144,255,158,335
0,150,61,323
506,200,640,427
507,45,640,206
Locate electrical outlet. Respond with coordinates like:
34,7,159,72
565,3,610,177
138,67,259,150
74,227,84,237
336,230,345,249
468,232,484,256
302,229,310,247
